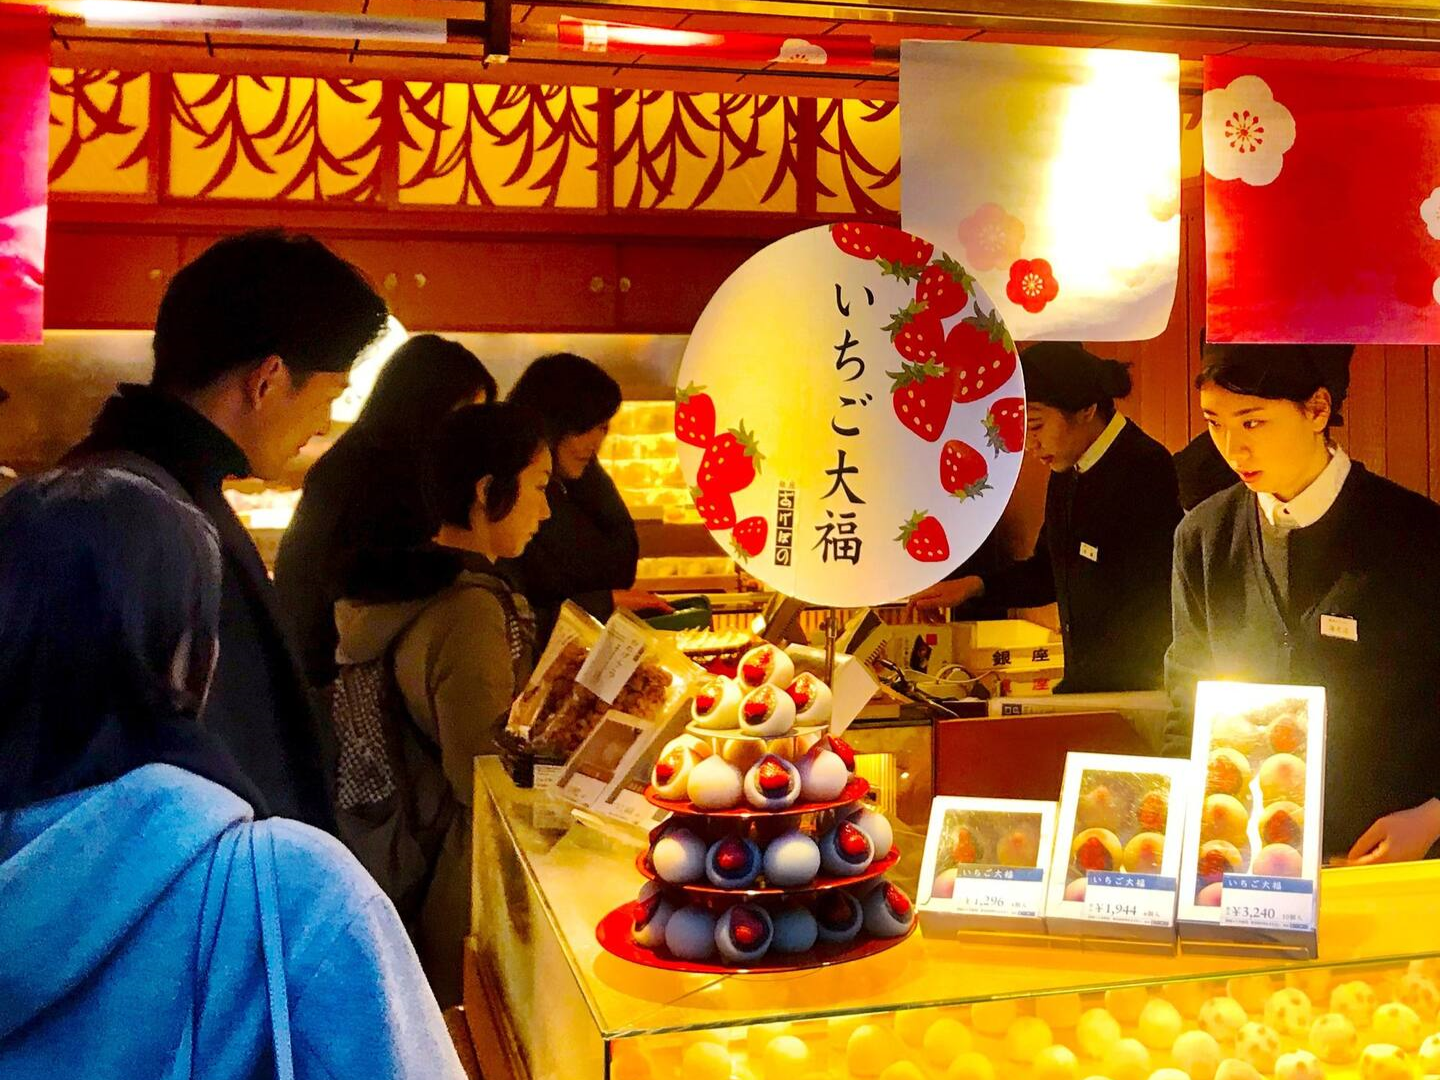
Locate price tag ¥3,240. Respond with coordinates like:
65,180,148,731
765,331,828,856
1084,872,1178,928
1220,875,1316,932
946,866,1046,919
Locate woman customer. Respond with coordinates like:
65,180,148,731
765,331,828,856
909,342,1182,693
276,334,497,687
0,467,464,1079
1165,343,1440,863
334,402,550,1005
505,352,670,636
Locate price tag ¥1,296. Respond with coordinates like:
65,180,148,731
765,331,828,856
946,866,1046,919
1084,872,1178,928
1220,875,1316,932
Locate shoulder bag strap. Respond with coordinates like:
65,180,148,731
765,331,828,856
251,825,297,1080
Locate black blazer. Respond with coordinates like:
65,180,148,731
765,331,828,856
985,419,1182,693
67,385,336,832
1165,463,1440,856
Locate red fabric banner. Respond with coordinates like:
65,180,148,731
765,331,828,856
1205,55,1440,344
0,7,49,344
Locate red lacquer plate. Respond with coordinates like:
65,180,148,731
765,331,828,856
596,901,915,975
646,776,869,819
636,847,901,897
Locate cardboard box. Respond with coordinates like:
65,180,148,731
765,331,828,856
917,796,1059,934
1044,752,1192,945
1177,681,1325,958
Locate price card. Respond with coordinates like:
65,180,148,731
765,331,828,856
947,866,1046,918
1220,875,1316,932
575,613,649,703
1084,872,1178,928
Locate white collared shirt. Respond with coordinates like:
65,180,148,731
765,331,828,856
1257,446,1352,530
1075,412,1127,475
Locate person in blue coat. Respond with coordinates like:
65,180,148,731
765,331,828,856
0,467,466,1080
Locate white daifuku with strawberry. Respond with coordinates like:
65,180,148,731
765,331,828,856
674,223,1026,609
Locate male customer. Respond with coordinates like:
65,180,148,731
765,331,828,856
67,230,388,830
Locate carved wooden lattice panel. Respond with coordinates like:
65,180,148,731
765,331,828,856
397,82,600,207
611,90,800,212
168,74,384,201
49,70,151,195
816,97,900,216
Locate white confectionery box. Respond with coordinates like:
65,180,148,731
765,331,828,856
1177,680,1326,958
916,796,1058,934
1044,752,1192,945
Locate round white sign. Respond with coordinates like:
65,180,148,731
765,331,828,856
675,223,1026,609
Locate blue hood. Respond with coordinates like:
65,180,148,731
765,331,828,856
0,765,252,1039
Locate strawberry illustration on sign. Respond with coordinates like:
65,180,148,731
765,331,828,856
940,440,991,501
1006,258,1060,314
696,421,763,495
830,221,891,261
884,301,945,365
731,516,768,561
674,383,715,448
887,360,953,442
829,222,934,283
897,510,950,562
943,307,1017,403
691,488,737,530
916,255,976,320
983,397,1025,456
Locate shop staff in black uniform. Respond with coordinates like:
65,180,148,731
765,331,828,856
909,343,1182,693
1164,343,1440,863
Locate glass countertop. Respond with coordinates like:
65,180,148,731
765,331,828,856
474,757,1440,1040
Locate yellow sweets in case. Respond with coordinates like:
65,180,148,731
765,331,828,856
1162,983,1210,1019
1264,988,1314,1036
762,1035,810,1079
1038,993,1085,1029
923,1019,973,1068
1361,1044,1417,1080
894,1009,939,1047
948,1051,997,1080
1005,1017,1054,1063
1373,1002,1425,1051
1275,1050,1326,1080
1417,1033,1440,1075
1106,987,1151,1025
1332,980,1381,1026
1214,1060,1264,1080
847,1025,902,1078
972,1000,1020,1037
1234,1023,1282,1073
1035,1046,1082,1080
1078,1009,1125,1059
1309,1012,1361,1064
1138,1000,1185,1051
1398,974,1440,1021
680,1042,731,1080
1173,1030,1222,1080
1226,977,1277,1015
1150,1070,1191,1080
1103,1038,1154,1080
1198,998,1249,1042
878,1063,925,1080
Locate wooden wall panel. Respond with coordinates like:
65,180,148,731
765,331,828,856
1385,346,1428,496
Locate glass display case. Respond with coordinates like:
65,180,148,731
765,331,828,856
466,756,1440,1080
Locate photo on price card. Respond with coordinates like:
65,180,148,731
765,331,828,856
1060,769,1174,900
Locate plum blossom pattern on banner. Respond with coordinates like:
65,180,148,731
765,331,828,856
1202,75,1297,187
955,203,1025,274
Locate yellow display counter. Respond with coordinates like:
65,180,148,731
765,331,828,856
465,757,1440,1080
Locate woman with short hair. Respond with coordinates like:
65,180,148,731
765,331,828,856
0,467,463,1079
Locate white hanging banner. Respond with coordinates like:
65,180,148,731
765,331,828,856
676,224,1025,609
900,40,1181,342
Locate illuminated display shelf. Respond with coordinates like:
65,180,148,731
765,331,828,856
468,756,1440,1080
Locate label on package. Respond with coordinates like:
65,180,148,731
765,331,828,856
946,865,1046,918
575,615,649,703
1084,872,1178,927
1220,874,1316,931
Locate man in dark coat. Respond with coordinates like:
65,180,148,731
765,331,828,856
66,231,389,831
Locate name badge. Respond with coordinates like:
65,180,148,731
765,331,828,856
1320,614,1358,642
1079,542,1099,563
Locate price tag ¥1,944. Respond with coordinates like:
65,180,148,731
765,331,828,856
575,614,650,704
1220,875,1316,931
946,866,1046,919
1084,872,1178,928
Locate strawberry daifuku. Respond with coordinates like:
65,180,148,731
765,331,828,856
771,905,819,954
690,676,742,731
631,882,676,949
738,644,796,691
785,673,833,726
714,903,774,965
813,889,864,944
743,753,802,811
819,821,876,877
762,829,821,887
685,754,744,811
650,740,705,801
863,881,915,938
739,683,797,739
652,827,707,884
846,808,893,859
797,744,849,803
704,836,763,889
664,905,717,961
